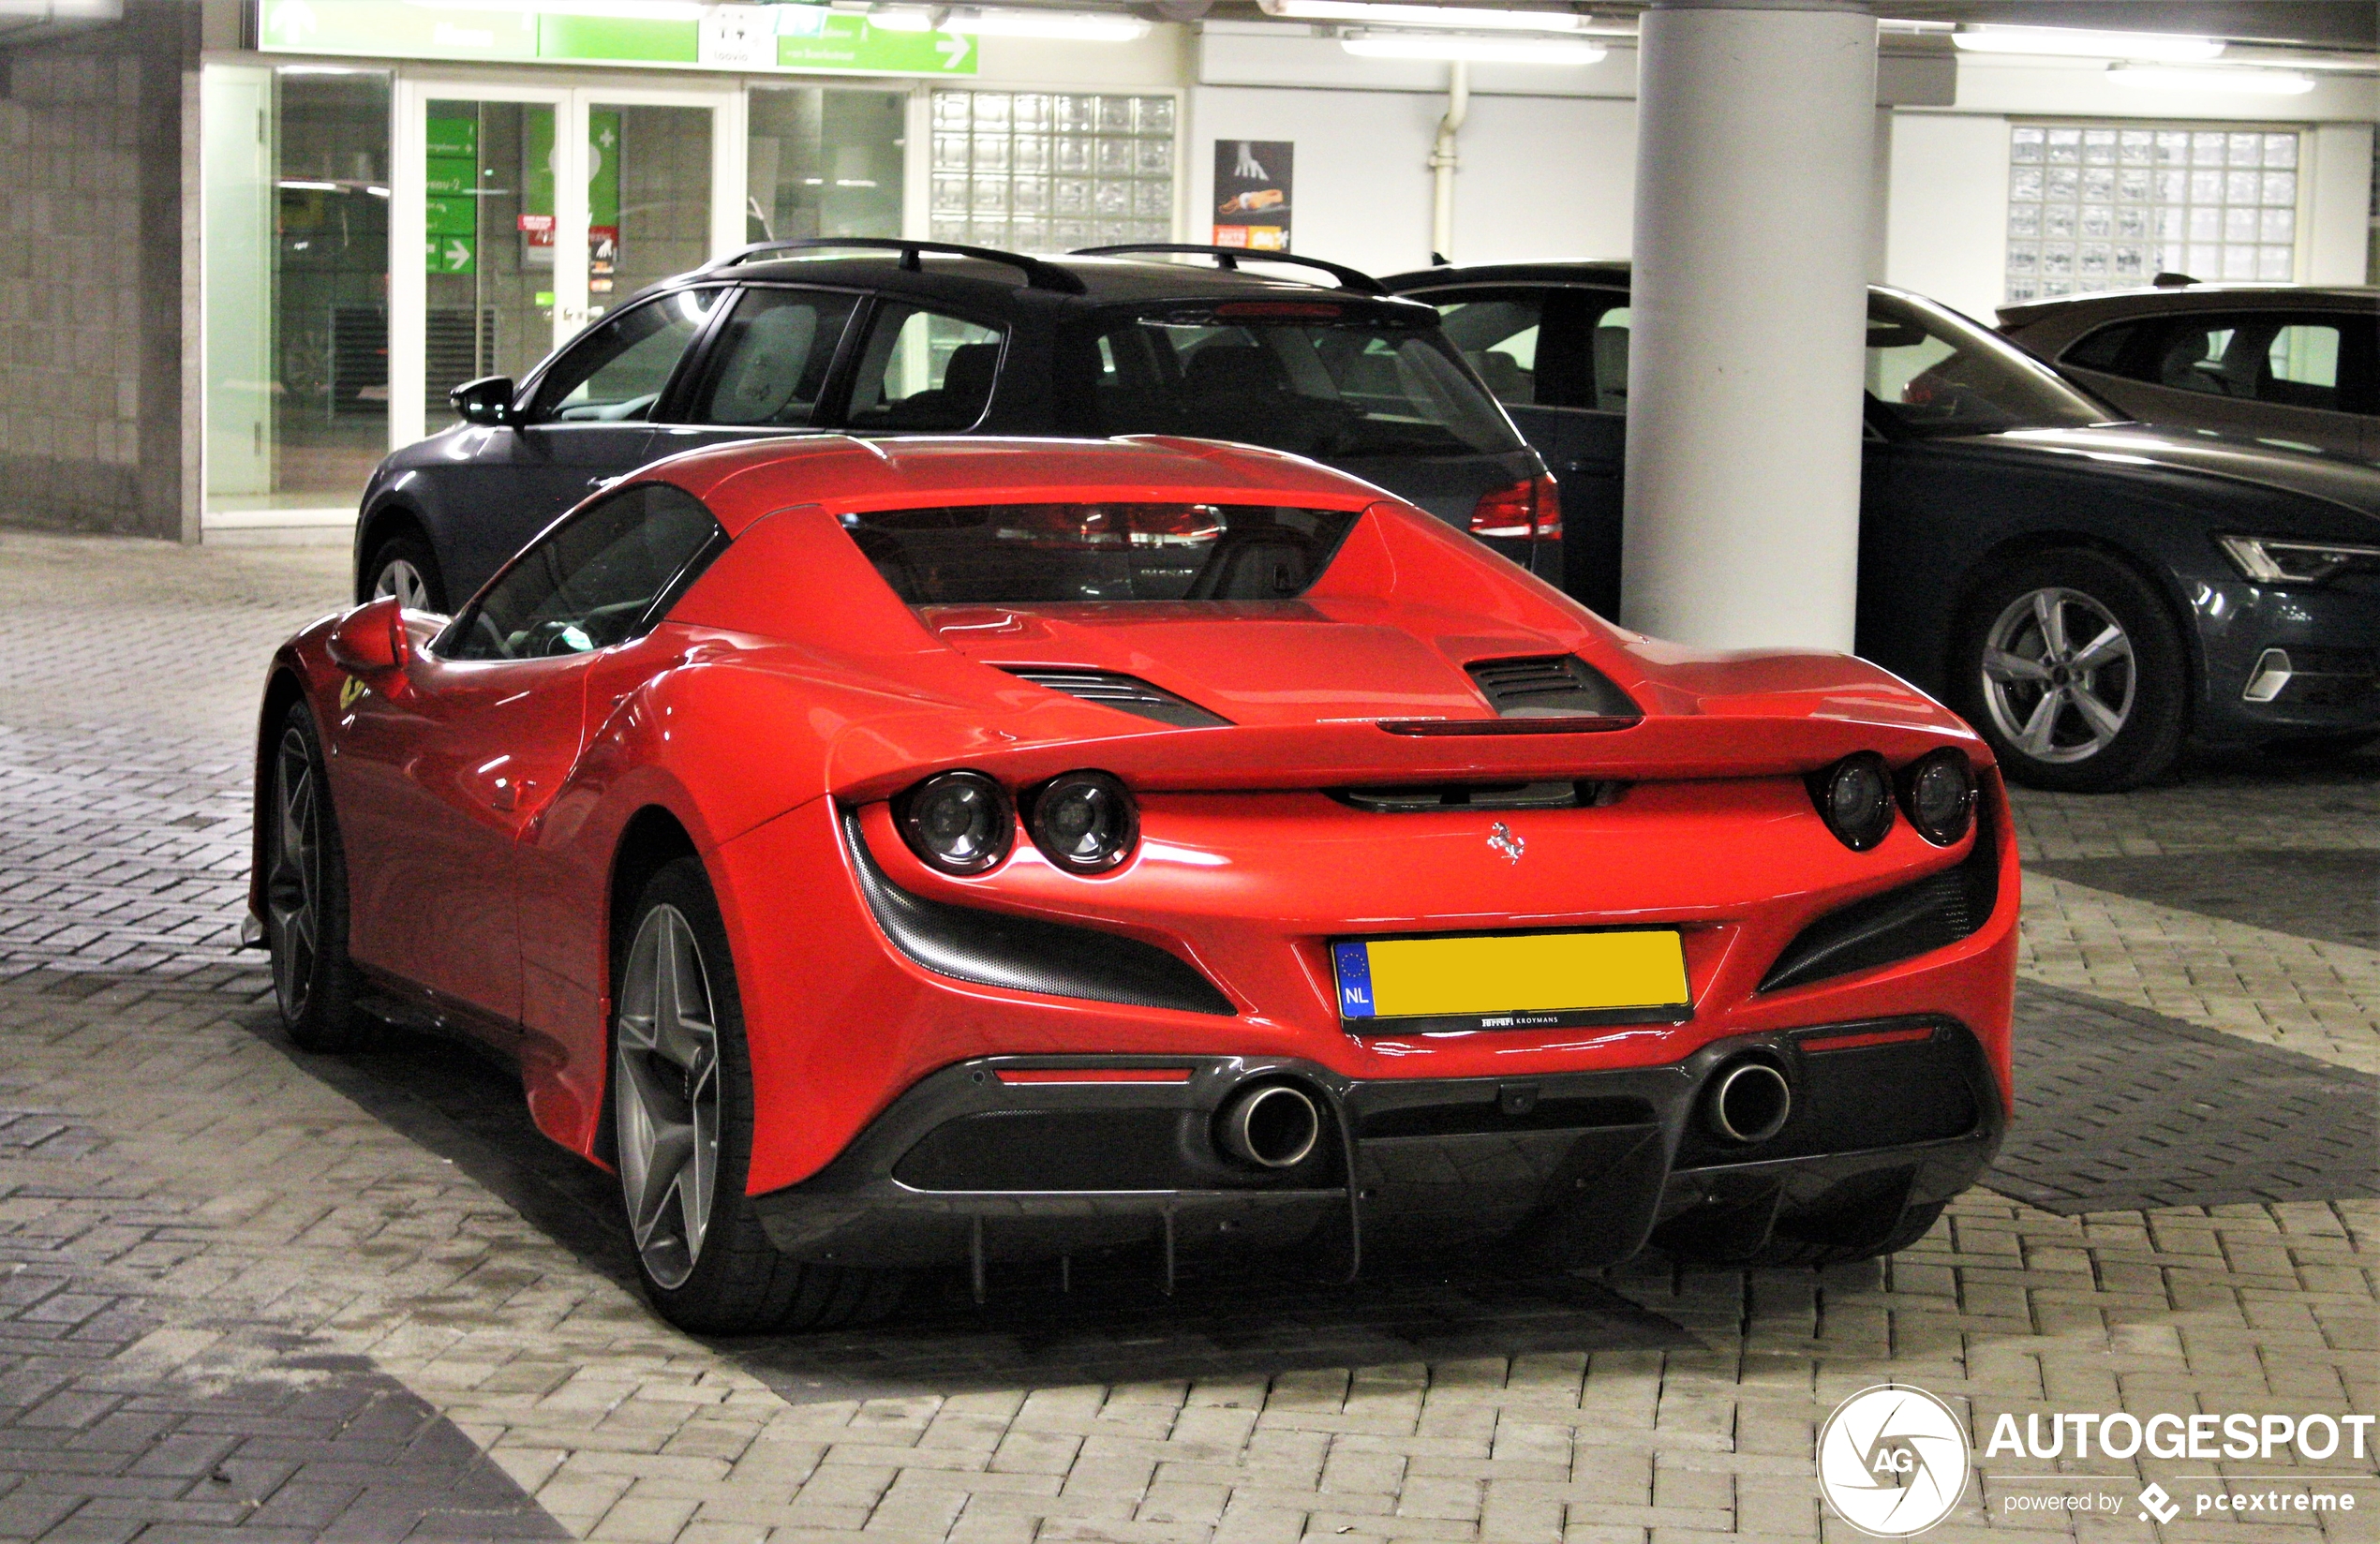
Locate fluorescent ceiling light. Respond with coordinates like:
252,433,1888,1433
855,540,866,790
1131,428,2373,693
1953,25,2223,62
277,179,341,191
1342,30,1605,63
2109,65,2315,95
1269,2,1584,32
964,7,1151,40
871,6,1148,39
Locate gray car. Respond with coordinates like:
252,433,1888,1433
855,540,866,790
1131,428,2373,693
1998,281,2377,462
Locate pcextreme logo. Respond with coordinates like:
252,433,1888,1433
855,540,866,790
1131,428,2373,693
1817,1385,1972,1537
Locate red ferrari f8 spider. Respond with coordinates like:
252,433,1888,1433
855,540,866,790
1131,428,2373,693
252,435,2016,1332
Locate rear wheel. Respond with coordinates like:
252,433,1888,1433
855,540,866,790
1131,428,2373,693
266,703,367,1052
364,531,447,614
612,858,900,1333
1953,552,2187,793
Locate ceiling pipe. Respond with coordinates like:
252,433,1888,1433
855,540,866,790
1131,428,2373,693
1429,57,1468,263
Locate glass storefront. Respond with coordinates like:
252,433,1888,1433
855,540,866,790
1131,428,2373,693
202,66,392,516
203,56,1180,528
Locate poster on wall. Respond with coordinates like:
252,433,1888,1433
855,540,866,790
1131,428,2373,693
1212,140,1292,251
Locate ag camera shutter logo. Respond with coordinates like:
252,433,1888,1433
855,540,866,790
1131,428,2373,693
1817,1385,1971,1537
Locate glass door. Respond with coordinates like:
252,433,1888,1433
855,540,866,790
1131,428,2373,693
390,78,742,447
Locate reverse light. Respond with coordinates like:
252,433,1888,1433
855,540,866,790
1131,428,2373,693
1028,770,1138,874
1468,475,1562,542
1897,750,1976,847
1808,753,1895,852
2219,535,2380,585
898,771,1014,875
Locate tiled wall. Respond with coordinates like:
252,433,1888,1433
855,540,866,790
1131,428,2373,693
0,1,198,539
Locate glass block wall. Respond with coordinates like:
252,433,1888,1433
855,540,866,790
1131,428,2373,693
2005,122,2302,303
930,89,1176,255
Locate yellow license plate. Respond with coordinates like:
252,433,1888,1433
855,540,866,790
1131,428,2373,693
1331,929,1690,1032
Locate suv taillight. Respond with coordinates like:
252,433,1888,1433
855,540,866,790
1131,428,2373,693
1468,475,1562,542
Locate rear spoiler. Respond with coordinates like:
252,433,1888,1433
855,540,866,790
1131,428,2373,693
825,712,1986,803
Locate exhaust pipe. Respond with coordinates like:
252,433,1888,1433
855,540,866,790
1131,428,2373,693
1705,1060,1792,1144
1215,1083,1322,1169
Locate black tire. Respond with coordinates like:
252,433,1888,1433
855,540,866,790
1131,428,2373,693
610,857,901,1334
362,530,448,614
1951,550,2188,793
1738,1201,1947,1269
265,702,368,1052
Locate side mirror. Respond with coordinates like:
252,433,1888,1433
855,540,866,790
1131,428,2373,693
450,375,517,426
326,595,412,674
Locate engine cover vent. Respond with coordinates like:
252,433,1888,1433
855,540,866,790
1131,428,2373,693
1466,655,1641,719
999,666,1232,729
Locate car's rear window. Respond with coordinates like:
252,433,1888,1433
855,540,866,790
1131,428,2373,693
1070,304,1525,459
843,502,1362,604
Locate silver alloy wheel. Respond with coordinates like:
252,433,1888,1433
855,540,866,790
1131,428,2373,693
265,724,320,1020
1979,586,2135,765
614,903,723,1291
373,557,429,611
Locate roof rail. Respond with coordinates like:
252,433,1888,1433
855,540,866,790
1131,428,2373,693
708,237,1087,295
1071,243,1388,296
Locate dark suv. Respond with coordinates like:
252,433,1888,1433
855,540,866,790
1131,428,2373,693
354,241,1554,612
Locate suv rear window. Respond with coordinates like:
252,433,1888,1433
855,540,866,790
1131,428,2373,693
844,502,1361,604
1073,305,1524,459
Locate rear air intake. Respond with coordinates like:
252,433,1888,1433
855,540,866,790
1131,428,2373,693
999,666,1232,729
1759,795,2001,994
1466,655,1640,719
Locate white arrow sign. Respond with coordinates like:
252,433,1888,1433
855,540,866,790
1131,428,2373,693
444,238,471,269
265,0,318,45
935,33,972,69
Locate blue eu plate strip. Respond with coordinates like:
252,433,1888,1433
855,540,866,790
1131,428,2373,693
1331,941,1375,1018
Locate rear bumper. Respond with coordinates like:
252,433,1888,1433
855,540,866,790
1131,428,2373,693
751,1015,2001,1275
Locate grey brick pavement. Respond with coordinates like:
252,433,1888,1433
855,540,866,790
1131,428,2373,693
0,531,2373,1542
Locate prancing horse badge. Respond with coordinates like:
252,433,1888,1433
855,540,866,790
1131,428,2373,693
1487,821,1525,864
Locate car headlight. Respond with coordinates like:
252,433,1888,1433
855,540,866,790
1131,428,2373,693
1807,752,1895,852
2217,535,2380,586
1897,749,1975,847
1028,770,1138,873
898,771,1014,875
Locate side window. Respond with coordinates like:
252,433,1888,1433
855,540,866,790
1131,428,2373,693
1585,304,1629,413
530,291,721,423
2150,319,2248,397
1434,294,1544,408
683,287,860,426
2061,320,2143,373
444,484,721,661
2261,322,2343,411
842,304,1006,431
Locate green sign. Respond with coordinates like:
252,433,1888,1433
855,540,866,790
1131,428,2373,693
424,193,475,238
425,116,476,159
424,156,474,197
426,234,476,275
260,0,975,76
778,13,975,74
521,110,619,228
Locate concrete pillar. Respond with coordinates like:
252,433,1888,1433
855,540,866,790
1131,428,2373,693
1619,0,1878,652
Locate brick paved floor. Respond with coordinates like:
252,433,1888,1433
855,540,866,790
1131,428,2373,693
0,531,2373,1542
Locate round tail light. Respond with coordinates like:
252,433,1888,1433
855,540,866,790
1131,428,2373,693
898,771,1014,875
1028,771,1138,874
1899,749,1976,846
1809,752,1895,851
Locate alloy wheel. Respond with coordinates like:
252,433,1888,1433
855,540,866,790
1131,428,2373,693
373,558,429,611
265,725,320,1020
614,904,723,1291
1979,586,2135,765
